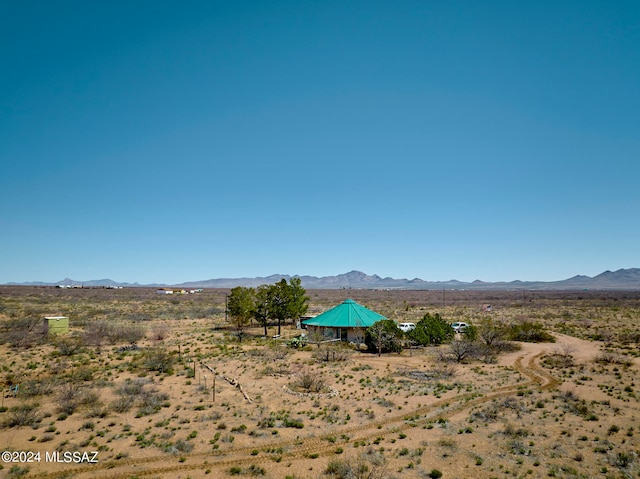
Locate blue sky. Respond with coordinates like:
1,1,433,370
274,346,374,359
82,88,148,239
1,1,639,284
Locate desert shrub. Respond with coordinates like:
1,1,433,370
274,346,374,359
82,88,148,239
83,321,111,347
111,378,152,413
246,464,266,476
408,313,454,346
492,340,521,353
172,439,194,453
55,336,83,356
142,348,175,374
7,465,30,478
557,390,593,418
80,389,101,408
618,330,640,344
324,450,387,479
57,383,83,415
429,366,456,379
110,324,146,344
470,396,528,423
283,417,304,428
258,363,291,377
137,389,170,416
290,367,327,394
503,422,531,438
71,367,95,382
595,351,632,366
85,403,108,418
609,451,636,469
84,321,145,346
542,353,575,369
506,321,555,343
110,396,133,413
470,404,500,423
151,323,170,341
19,378,56,398
3,317,44,349
117,378,148,397
3,402,42,428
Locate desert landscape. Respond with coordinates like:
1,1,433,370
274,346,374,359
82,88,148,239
1,286,639,479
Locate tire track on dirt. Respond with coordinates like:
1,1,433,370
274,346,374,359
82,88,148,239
32,349,558,479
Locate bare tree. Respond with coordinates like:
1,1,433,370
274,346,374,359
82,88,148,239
477,317,505,347
3,317,43,349
448,339,478,363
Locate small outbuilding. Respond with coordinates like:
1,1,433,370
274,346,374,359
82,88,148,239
302,299,387,343
44,316,69,335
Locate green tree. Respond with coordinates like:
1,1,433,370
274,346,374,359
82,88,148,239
227,286,255,341
254,279,309,337
365,320,403,356
463,323,478,341
270,279,290,337
253,285,272,337
408,313,454,346
286,277,309,322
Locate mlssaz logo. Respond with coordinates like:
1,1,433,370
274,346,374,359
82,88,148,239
45,451,99,463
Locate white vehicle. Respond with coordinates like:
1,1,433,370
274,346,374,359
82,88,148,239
398,322,416,333
451,322,469,333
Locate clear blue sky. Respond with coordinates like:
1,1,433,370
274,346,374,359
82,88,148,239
1,1,639,284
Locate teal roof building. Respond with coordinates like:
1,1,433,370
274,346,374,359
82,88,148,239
303,299,387,341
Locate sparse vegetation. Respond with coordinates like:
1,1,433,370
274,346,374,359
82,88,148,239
0,286,639,479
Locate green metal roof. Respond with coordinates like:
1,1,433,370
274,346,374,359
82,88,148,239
303,299,387,328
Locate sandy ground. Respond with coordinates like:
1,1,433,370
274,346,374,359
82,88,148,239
3,328,634,479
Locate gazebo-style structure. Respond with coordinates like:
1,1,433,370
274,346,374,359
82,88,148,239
303,299,387,342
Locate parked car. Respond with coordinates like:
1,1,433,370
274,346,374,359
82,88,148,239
398,322,416,333
451,321,469,333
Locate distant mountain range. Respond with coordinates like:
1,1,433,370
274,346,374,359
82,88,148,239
5,268,640,290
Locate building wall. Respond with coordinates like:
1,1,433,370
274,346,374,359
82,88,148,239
307,325,367,343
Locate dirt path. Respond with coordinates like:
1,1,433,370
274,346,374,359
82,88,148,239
30,334,599,479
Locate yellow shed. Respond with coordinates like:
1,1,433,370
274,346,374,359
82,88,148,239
44,316,69,335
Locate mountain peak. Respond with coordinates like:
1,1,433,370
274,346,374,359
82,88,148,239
5,268,640,290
